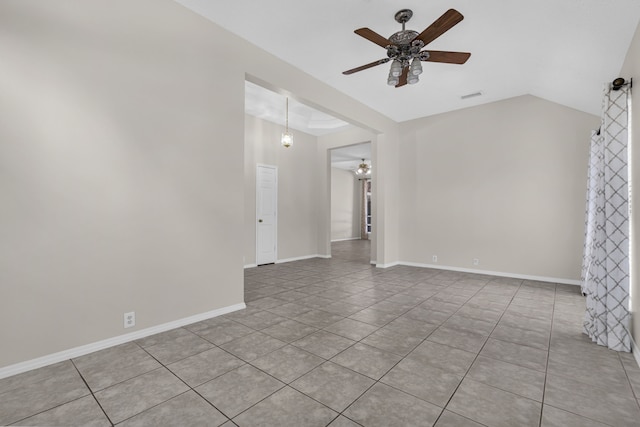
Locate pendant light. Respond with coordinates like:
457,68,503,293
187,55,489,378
354,159,372,177
281,97,293,148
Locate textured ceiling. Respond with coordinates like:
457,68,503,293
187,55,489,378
176,0,640,123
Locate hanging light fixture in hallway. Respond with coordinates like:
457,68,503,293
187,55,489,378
281,97,293,148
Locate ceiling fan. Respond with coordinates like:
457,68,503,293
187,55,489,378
343,8,471,87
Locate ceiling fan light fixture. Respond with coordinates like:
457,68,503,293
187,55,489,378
390,60,403,77
410,57,423,76
342,9,469,88
387,69,399,85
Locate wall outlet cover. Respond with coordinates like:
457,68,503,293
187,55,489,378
124,312,135,328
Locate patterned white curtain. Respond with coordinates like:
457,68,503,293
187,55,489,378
360,179,367,240
581,130,603,295
581,84,630,352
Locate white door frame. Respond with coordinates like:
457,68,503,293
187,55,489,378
256,164,278,265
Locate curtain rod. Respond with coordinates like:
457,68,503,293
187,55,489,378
595,77,632,135
611,77,632,91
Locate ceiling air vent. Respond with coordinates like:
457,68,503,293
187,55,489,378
461,91,483,100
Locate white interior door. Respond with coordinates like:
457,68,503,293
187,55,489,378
256,164,277,265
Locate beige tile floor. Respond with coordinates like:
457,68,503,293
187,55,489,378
1,240,640,426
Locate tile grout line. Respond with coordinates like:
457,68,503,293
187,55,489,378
618,348,640,408
386,282,483,425
70,358,115,427
189,271,384,425
545,291,634,426
135,341,238,425
239,267,430,425
434,278,525,424
325,275,495,426
538,283,558,427
250,275,415,423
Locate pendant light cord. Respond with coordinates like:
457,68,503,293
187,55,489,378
285,97,289,133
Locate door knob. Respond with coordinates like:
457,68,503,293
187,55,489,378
258,219,263,223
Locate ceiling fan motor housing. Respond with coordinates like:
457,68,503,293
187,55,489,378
388,31,425,63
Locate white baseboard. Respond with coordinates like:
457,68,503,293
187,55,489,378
250,255,580,286
277,254,326,264
370,260,377,265
331,237,361,242
376,261,400,269
632,333,640,369
379,261,580,285
0,302,246,380
246,254,332,268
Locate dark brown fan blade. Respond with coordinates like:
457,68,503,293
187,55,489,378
354,28,392,48
414,9,464,46
343,58,390,75
422,51,471,64
395,66,409,88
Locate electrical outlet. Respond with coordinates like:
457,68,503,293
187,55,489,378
432,255,438,262
124,311,135,328
473,258,479,266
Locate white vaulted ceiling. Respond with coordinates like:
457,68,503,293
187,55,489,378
176,0,640,124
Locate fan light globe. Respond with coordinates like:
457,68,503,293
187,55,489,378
390,60,403,77
407,75,419,85
410,58,423,76
387,69,399,85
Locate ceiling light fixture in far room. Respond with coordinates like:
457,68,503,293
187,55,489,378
281,97,293,148
354,159,372,178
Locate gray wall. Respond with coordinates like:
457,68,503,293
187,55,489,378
244,115,320,265
0,0,246,367
398,95,600,280
0,0,398,370
331,168,361,241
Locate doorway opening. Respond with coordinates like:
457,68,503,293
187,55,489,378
329,142,373,264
